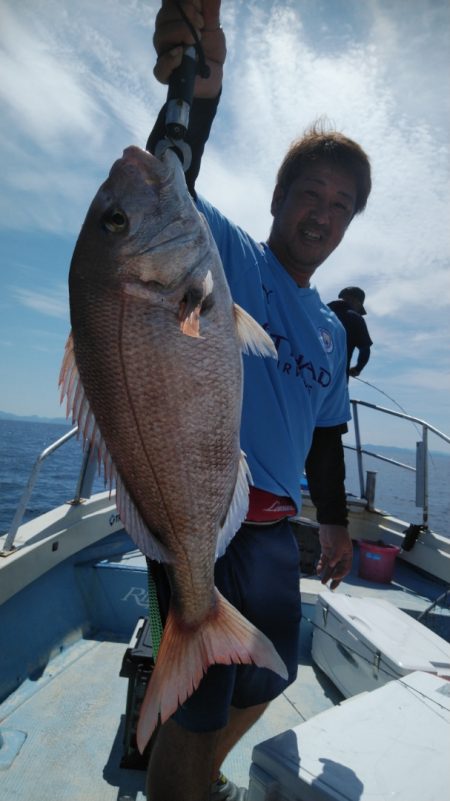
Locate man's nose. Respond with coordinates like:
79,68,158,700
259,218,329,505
309,199,329,224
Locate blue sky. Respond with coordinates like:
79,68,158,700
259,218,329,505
0,0,449,450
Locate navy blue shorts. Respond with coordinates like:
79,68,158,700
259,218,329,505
149,519,302,732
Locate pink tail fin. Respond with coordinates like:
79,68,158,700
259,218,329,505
136,589,288,753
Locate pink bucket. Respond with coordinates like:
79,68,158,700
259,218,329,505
358,540,401,583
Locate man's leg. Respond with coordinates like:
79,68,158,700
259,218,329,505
146,717,220,801
145,703,269,801
211,701,269,779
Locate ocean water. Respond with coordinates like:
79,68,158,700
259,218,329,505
1,418,449,538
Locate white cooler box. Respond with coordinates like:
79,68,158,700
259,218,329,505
311,589,450,697
247,671,450,801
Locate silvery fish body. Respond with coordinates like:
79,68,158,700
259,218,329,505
59,146,286,751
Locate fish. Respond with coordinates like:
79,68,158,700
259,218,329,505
59,145,288,752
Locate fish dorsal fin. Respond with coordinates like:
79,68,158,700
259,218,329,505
215,451,252,559
233,304,277,358
58,332,169,563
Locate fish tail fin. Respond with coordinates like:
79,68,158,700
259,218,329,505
136,589,288,753
233,303,277,358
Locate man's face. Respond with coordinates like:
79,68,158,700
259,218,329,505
268,161,357,287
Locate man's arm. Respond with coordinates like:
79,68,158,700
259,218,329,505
349,344,371,377
305,425,348,525
148,1,225,195
349,317,372,377
305,425,353,589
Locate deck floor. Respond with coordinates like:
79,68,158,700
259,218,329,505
1,551,446,800
0,623,342,800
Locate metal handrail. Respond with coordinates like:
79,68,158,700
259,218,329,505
349,399,450,528
2,399,449,552
2,427,79,552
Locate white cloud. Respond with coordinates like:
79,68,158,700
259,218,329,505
12,285,68,319
0,4,104,153
217,5,450,324
0,0,449,433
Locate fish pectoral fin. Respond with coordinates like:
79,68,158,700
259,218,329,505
215,451,252,559
178,272,214,339
233,304,277,358
136,590,288,754
116,476,170,563
178,287,203,338
179,304,202,338
58,331,116,487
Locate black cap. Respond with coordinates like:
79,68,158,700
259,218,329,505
338,286,367,315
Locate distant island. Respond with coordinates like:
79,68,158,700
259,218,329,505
1,410,448,457
0,410,71,425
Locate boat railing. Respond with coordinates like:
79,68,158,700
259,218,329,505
348,399,450,529
1,425,98,553
2,400,449,553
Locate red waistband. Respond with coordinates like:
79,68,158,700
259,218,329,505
246,487,297,523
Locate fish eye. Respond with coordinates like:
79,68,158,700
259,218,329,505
102,208,128,233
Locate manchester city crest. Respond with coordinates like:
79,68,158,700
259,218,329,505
318,327,334,353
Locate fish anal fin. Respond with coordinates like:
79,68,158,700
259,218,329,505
116,476,170,563
136,589,288,753
233,304,277,358
215,451,251,559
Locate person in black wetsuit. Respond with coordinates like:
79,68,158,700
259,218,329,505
328,287,373,379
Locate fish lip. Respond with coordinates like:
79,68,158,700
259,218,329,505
109,146,169,189
119,145,162,172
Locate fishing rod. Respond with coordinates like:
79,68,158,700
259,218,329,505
353,376,423,439
154,1,210,171
353,376,441,476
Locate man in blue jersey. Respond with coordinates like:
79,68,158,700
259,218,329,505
145,3,371,800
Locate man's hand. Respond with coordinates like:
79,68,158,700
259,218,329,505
316,524,353,590
153,1,226,99
348,367,360,377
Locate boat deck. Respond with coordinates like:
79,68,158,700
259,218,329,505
1,541,447,801
0,628,342,801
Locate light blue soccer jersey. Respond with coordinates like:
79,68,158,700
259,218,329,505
197,197,351,512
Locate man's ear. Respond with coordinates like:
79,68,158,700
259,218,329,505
271,184,284,216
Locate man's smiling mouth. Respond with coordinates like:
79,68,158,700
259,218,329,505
301,228,323,242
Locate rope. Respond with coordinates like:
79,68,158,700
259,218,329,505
147,563,163,660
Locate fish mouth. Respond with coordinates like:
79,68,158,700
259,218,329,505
119,145,163,175
108,146,169,191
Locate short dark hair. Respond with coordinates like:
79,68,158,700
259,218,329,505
275,121,372,215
